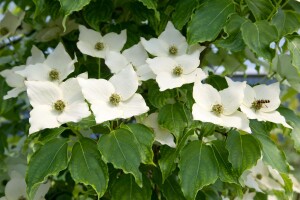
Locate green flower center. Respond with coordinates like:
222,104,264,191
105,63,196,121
95,42,104,51
0,27,9,36
256,174,262,180
169,45,178,55
109,93,121,106
54,100,66,112
212,104,224,116
251,99,270,111
173,66,183,76
18,196,27,200
49,69,60,81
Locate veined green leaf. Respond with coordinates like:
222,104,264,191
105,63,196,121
111,174,152,200
226,131,261,176
278,107,300,152
137,0,160,21
26,138,68,199
272,9,300,36
158,102,192,140
172,0,198,30
179,141,218,200
187,0,235,44
211,140,239,183
98,128,143,187
69,137,108,198
245,0,274,20
286,36,300,71
121,123,155,165
161,175,185,200
241,20,278,61
250,120,289,173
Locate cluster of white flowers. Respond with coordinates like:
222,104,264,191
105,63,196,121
0,21,292,145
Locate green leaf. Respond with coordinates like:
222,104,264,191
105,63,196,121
98,128,143,187
161,175,185,200
69,138,108,198
215,14,247,52
83,0,113,30
179,141,218,200
111,174,152,200
187,0,235,44
272,54,300,92
278,107,300,152
121,124,155,165
172,0,198,30
148,82,175,109
58,0,92,29
26,138,68,199
286,36,300,71
205,75,228,91
137,0,160,21
225,131,261,176
211,140,239,183
250,120,289,173
245,0,274,20
0,77,17,116
271,10,300,36
37,127,67,144
158,129,193,182
158,102,192,140
241,20,278,61
0,132,7,154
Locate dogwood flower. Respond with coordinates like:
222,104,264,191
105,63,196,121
16,43,76,83
0,170,50,200
192,82,251,132
226,78,292,129
141,21,205,58
25,78,91,134
105,42,155,81
242,160,284,192
77,25,126,58
141,21,188,57
0,46,45,99
0,11,25,41
146,54,207,91
78,66,149,123
143,113,176,148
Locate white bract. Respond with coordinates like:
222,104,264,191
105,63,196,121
143,113,176,148
0,11,25,41
26,78,90,134
146,54,207,91
0,170,50,200
16,43,76,83
105,42,155,81
77,25,126,58
0,46,45,99
192,82,251,132
78,66,149,123
226,78,292,129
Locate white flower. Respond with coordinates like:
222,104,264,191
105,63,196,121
78,66,149,123
143,113,176,148
290,174,300,193
242,160,284,192
0,11,25,41
77,25,126,58
0,170,50,200
192,82,251,132
105,42,155,81
16,43,76,83
25,78,91,134
141,21,205,58
226,78,292,129
146,54,207,91
0,46,45,99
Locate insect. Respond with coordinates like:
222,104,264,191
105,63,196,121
252,99,270,111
